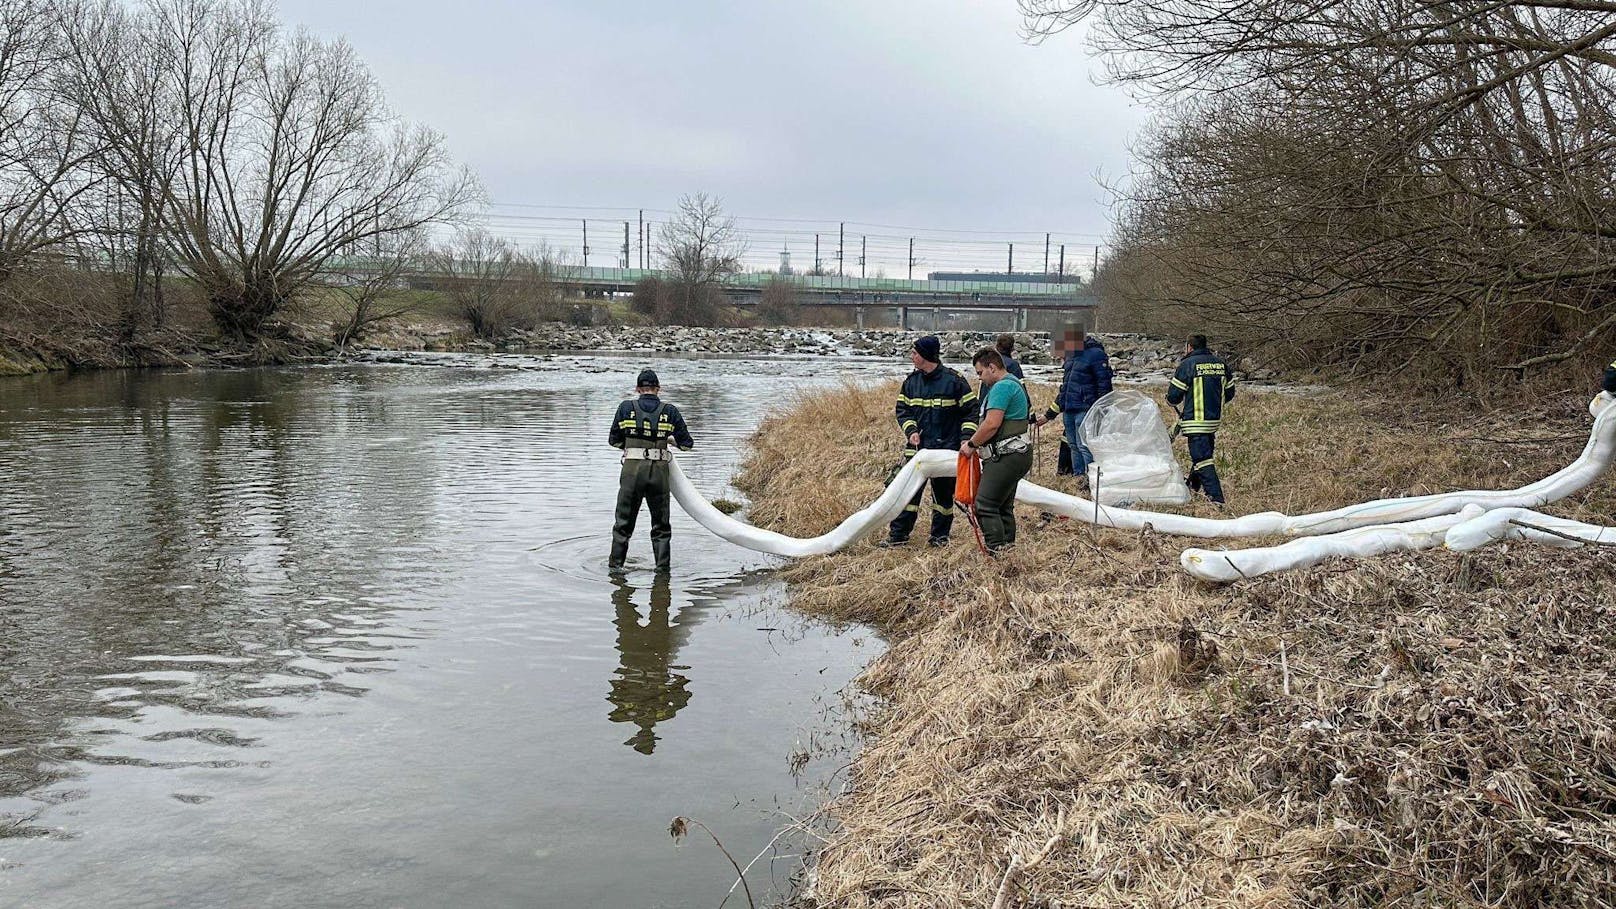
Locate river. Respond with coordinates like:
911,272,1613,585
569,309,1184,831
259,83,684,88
0,352,899,908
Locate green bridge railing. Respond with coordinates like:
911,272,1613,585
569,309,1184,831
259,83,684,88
556,266,1085,298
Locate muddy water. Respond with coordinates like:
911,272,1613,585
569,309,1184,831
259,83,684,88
0,353,900,908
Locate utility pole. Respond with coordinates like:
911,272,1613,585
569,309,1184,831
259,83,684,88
908,238,914,280
1007,242,1014,274
814,234,820,274
582,219,589,267
1093,245,1099,279
837,222,844,277
860,235,866,278
1044,233,1050,273
1058,244,1066,276
638,209,644,268
622,221,630,269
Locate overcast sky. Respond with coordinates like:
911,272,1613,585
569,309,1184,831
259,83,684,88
275,0,1144,270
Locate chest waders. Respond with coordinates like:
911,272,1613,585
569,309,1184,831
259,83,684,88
976,393,1033,552
611,402,674,571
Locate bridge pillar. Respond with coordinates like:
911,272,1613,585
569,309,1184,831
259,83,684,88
931,307,941,330
1016,308,1027,331
898,305,908,330
855,306,865,331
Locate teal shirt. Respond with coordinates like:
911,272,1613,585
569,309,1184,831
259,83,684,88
983,375,1029,420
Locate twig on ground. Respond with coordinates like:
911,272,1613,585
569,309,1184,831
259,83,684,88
990,805,1067,909
1508,519,1616,547
1280,638,1292,697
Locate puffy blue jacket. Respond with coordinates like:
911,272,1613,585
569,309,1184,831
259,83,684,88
1047,337,1114,415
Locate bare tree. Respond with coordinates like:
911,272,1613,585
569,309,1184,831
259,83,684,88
326,226,427,351
427,227,524,339
1024,0,1616,382
0,0,103,288
146,0,478,344
56,0,184,336
756,276,799,326
657,192,744,326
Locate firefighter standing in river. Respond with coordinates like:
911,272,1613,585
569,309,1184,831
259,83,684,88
883,336,977,547
608,369,694,571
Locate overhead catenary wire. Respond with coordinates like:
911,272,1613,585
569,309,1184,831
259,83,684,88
470,202,1109,279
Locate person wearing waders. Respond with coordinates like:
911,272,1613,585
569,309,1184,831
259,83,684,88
881,335,977,548
608,369,694,571
1166,335,1235,505
963,348,1034,554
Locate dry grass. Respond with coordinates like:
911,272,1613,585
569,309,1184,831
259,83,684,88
737,381,1616,907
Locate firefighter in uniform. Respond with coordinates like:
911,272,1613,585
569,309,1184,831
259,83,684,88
882,335,977,547
608,369,694,571
1604,357,1616,396
1166,335,1236,504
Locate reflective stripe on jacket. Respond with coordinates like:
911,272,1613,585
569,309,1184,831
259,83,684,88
609,394,694,451
1166,348,1235,434
896,365,977,455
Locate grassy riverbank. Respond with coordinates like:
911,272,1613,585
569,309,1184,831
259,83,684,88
0,287,641,376
736,381,1616,907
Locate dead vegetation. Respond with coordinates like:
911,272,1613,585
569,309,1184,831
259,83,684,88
1019,1,1616,388
737,382,1616,907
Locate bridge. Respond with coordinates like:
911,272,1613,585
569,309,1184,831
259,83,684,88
552,266,1095,330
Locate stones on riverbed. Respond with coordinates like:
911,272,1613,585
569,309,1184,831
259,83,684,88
358,324,1280,382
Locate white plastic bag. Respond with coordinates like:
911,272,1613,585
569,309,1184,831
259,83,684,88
1080,389,1191,505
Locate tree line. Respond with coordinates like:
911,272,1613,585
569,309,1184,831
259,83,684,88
0,0,476,355
1023,0,1616,385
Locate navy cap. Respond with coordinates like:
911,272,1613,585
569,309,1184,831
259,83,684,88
913,335,941,364
636,368,660,388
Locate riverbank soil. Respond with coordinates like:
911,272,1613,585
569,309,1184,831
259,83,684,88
736,381,1616,907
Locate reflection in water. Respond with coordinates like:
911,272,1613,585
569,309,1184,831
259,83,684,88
0,355,883,908
607,575,699,754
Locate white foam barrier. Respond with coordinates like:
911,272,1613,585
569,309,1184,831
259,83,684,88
1179,507,1484,582
1180,505,1616,582
668,398,1616,564
669,454,939,557
1444,507,1616,551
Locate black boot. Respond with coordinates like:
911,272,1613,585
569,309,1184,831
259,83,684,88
609,536,629,570
652,536,671,573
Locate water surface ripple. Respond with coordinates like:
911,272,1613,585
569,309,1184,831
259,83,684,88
0,353,896,908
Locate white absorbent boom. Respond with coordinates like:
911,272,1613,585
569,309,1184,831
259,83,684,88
667,394,1616,577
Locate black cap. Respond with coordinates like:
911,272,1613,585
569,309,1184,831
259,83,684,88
636,368,660,388
913,335,941,364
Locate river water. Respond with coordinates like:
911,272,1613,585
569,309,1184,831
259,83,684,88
0,352,899,908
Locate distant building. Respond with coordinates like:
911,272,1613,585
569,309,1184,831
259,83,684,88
777,248,793,275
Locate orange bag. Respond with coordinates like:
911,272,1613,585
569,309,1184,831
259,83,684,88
955,450,982,506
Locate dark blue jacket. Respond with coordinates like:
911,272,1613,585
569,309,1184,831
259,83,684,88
1047,338,1113,415
896,364,977,455
1605,357,1616,394
1002,354,1023,380
609,394,694,450
1166,348,1235,434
